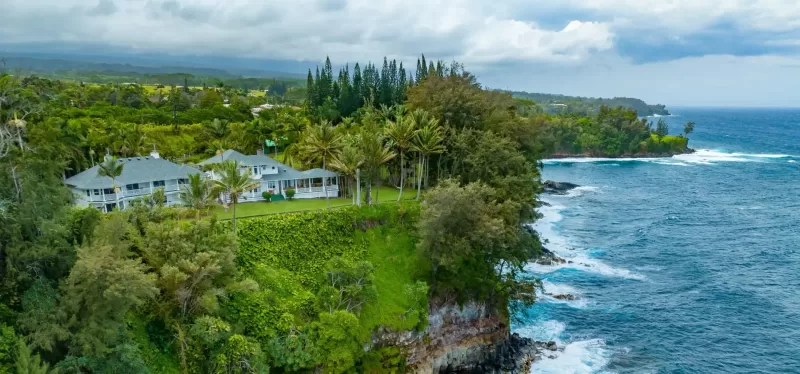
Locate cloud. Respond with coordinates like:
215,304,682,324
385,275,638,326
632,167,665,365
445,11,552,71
0,0,615,65
2,0,800,105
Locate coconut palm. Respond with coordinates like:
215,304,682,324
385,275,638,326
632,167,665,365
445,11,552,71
412,121,446,200
329,141,364,205
384,117,416,201
97,155,124,210
301,121,343,210
179,173,216,218
280,114,309,167
211,160,259,234
205,118,230,139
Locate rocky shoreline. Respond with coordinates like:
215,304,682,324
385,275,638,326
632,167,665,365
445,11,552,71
546,148,695,159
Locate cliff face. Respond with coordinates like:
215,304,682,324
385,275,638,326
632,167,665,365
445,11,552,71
373,302,542,373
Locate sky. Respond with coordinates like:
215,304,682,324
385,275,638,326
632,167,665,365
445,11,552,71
3,0,800,107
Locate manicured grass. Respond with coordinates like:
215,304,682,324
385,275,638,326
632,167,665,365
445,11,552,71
212,186,418,219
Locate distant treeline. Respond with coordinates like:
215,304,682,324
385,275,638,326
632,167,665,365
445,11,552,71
0,56,305,90
507,91,670,117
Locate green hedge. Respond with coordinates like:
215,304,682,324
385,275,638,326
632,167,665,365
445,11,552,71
233,202,421,287
234,207,366,287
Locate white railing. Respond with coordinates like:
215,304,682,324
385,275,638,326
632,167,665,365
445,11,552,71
294,186,338,194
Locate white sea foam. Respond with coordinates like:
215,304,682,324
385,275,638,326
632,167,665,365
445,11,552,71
790,160,797,163
530,202,645,280
538,281,589,308
543,149,797,167
565,186,601,197
530,339,613,374
515,321,613,374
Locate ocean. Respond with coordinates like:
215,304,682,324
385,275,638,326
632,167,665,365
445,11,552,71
515,108,800,373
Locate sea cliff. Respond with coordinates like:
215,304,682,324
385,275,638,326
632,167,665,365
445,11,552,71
373,302,555,373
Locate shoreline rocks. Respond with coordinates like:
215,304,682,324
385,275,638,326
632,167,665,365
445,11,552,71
542,180,580,195
546,148,696,159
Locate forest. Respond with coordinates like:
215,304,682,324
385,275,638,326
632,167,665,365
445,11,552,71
508,90,671,117
0,55,693,373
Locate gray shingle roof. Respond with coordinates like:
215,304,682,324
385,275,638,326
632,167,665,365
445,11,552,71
197,149,284,168
65,156,202,189
261,167,338,181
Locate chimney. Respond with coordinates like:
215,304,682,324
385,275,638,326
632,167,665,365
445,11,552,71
256,148,264,156
150,144,160,159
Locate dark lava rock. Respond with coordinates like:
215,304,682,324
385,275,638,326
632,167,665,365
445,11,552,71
543,180,580,195
546,293,576,301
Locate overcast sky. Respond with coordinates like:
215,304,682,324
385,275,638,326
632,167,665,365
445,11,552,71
3,0,800,107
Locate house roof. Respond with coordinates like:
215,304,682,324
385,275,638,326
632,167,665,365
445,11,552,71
197,149,284,168
65,156,202,190
198,149,340,181
261,167,338,181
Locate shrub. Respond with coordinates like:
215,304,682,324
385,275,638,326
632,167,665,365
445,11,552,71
261,191,273,202
285,188,296,201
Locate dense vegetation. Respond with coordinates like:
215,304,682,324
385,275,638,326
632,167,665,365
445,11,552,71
0,54,695,373
508,90,670,116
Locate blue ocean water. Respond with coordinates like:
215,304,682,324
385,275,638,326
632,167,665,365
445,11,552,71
515,108,800,374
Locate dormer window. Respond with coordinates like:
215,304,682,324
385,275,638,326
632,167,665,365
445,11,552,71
253,166,259,174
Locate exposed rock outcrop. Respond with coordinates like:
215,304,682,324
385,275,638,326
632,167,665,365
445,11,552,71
372,302,549,373
542,180,579,195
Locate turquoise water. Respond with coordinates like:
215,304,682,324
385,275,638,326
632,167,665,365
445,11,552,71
516,108,800,373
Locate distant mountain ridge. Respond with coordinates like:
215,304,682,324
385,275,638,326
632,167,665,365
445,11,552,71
0,55,306,80
507,90,670,116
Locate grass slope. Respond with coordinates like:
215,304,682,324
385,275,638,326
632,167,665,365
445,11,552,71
213,186,418,219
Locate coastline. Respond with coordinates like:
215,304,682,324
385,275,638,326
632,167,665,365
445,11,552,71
545,148,695,160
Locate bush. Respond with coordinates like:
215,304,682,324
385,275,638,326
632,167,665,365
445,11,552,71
261,191,273,202
285,188,296,201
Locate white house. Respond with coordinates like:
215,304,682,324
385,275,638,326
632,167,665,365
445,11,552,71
65,151,202,212
198,149,340,201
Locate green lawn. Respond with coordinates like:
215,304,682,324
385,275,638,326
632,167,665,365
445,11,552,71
212,186,418,219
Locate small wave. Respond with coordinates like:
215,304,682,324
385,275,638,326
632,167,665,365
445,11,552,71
790,160,797,163
674,149,797,164
565,186,601,197
543,149,797,166
530,339,612,374
530,202,645,281
526,256,646,281
538,281,589,308
516,321,613,373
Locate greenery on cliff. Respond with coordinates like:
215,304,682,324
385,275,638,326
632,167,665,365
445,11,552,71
0,56,547,373
0,52,693,371
508,90,670,116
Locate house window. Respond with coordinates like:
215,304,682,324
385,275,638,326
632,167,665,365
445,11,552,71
153,180,165,188
178,178,188,185
253,187,260,193
268,181,276,190
94,189,100,196
86,190,91,197
103,188,114,195
126,183,140,191
253,166,259,174
329,177,337,186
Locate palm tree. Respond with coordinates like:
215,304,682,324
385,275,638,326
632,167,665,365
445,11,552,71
97,155,124,210
205,118,230,139
412,122,446,200
384,117,416,201
358,129,396,205
179,173,216,218
329,141,364,205
301,121,343,210
211,160,259,234
280,114,309,167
